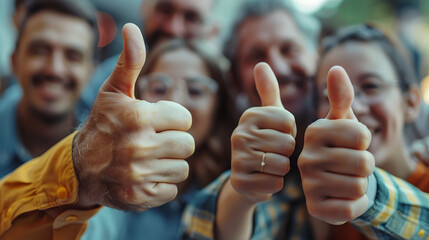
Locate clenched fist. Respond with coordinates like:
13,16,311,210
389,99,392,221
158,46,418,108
230,62,297,203
298,66,375,225
72,24,195,211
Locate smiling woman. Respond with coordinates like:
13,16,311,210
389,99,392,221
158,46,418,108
315,23,426,240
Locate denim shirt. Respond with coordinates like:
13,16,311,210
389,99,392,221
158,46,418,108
82,183,200,240
0,84,88,178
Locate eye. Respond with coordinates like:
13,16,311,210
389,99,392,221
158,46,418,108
30,43,50,56
148,80,169,96
361,82,382,95
184,11,202,25
246,49,266,64
66,49,84,62
187,83,206,98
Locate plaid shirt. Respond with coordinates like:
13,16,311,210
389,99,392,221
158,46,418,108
181,169,429,240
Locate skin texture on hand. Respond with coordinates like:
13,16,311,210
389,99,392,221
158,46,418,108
71,23,195,211
298,66,375,225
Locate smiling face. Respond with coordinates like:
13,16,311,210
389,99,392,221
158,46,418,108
235,10,317,116
316,41,415,168
12,10,94,122
137,48,218,147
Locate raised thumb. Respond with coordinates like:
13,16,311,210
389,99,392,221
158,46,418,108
254,62,284,108
326,66,356,120
101,23,146,98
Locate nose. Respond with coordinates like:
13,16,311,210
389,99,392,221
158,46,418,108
351,91,370,116
169,86,189,107
267,49,292,76
45,51,66,76
163,14,186,38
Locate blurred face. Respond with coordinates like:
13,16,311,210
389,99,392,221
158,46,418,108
12,11,94,122
316,42,408,168
137,48,218,147
143,0,214,48
236,10,317,116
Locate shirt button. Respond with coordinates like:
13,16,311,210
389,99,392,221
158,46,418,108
418,229,425,237
65,215,78,222
6,207,13,218
56,186,69,200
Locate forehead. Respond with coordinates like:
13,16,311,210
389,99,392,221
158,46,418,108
152,48,209,76
237,10,306,50
154,0,213,15
19,10,94,52
317,42,397,85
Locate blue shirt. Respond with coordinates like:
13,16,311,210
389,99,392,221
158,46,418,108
82,183,200,240
0,84,88,178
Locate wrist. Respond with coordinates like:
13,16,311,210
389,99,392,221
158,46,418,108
72,130,100,209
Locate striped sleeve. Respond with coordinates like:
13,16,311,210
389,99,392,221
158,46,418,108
353,168,429,240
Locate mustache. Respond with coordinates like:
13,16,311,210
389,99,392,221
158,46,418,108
32,74,75,89
276,74,313,88
147,30,175,47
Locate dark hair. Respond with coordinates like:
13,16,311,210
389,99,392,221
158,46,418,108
15,0,27,9
15,0,100,61
137,39,237,187
319,23,417,92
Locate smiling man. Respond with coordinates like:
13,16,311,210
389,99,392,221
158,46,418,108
0,0,98,177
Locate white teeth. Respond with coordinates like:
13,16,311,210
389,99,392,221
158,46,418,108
281,84,298,96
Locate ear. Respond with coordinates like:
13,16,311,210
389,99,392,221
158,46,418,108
404,84,421,123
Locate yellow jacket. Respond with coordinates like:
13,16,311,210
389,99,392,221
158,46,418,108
0,132,100,240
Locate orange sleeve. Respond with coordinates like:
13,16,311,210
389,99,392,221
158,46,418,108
0,131,100,240
406,161,429,193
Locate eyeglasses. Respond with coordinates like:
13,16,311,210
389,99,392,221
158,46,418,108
137,72,219,107
322,80,399,104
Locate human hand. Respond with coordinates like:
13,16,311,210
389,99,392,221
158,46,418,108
298,66,375,225
72,24,195,211
230,62,296,203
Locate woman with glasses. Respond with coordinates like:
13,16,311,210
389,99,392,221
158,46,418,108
314,24,425,239
82,39,236,240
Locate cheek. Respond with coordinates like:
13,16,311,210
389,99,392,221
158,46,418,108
371,102,404,137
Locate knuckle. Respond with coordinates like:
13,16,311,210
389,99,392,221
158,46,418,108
239,107,260,123
284,135,296,156
356,151,374,177
272,177,284,192
278,157,290,175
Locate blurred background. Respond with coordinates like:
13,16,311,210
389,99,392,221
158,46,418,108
1,0,429,101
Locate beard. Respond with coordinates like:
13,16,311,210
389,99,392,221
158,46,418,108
29,104,70,125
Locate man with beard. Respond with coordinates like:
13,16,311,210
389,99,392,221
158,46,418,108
79,0,219,113
0,0,98,177
181,0,321,239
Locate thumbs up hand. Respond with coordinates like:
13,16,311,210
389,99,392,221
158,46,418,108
230,63,297,203
72,24,195,211
298,66,375,224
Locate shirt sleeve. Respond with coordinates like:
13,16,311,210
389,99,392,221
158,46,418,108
0,131,100,240
181,171,231,240
352,168,429,240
